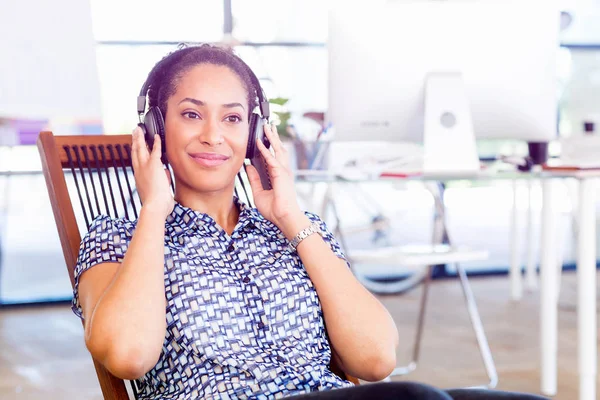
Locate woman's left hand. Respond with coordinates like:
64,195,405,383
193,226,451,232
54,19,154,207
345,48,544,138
246,122,307,238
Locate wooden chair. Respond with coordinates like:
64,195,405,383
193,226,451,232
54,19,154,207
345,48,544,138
37,131,358,399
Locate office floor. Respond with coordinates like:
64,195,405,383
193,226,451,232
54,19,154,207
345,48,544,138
0,272,597,400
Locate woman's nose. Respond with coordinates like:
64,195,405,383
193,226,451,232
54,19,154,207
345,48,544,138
198,118,223,146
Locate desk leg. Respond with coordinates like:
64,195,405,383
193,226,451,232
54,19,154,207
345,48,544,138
510,179,523,300
526,179,538,290
540,179,558,396
577,178,597,400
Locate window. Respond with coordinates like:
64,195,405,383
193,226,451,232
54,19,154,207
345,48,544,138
236,46,327,138
90,0,223,42
231,0,332,43
95,44,180,133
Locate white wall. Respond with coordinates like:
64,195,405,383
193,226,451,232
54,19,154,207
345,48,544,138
0,0,102,120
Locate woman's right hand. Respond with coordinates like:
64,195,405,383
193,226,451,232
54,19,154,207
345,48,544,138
131,126,174,219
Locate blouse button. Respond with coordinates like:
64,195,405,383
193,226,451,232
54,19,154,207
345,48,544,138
242,276,250,284
257,321,266,329
227,243,235,252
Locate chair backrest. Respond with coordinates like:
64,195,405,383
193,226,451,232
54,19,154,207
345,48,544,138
37,131,358,399
37,132,135,399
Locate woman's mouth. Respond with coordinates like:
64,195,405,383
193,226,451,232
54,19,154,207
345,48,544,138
189,152,229,167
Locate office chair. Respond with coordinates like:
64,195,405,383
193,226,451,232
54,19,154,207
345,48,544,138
314,180,497,388
37,131,357,400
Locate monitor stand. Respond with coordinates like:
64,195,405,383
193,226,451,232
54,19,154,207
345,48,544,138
423,72,480,176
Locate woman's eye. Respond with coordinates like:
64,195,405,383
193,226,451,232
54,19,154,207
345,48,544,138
225,115,242,123
182,111,200,119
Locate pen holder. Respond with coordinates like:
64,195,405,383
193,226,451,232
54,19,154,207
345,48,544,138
528,142,548,165
286,139,331,171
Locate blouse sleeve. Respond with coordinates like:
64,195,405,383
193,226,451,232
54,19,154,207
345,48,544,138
71,215,134,319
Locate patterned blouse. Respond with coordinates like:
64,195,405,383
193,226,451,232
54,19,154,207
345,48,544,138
72,197,353,399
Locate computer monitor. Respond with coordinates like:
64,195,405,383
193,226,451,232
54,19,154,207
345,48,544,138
327,1,560,174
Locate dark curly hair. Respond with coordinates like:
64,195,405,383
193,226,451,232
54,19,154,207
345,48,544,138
143,44,259,119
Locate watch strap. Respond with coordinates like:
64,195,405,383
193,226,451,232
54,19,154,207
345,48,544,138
288,221,321,252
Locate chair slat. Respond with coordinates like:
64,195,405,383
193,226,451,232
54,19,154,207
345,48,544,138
63,145,91,228
115,144,138,219
72,146,96,227
90,145,112,217
99,145,120,218
82,145,102,217
106,145,130,220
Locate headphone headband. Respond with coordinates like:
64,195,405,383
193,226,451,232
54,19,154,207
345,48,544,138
137,46,198,119
137,45,269,120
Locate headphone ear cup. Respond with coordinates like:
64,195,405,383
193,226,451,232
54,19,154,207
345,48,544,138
144,107,167,163
137,122,150,147
246,113,259,159
140,118,154,151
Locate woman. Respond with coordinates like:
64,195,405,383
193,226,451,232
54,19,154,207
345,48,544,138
73,44,546,400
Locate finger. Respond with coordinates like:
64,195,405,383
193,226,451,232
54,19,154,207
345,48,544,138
151,134,162,160
246,164,265,195
131,128,138,168
136,127,150,164
269,122,286,154
263,122,285,155
131,127,142,171
263,123,290,169
256,134,281,170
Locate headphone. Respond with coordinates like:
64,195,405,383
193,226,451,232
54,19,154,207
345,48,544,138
136,45,271,165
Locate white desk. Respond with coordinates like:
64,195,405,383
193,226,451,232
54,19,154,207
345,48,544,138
295,168,599,400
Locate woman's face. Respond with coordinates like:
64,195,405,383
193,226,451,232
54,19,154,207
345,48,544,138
164,63,250,194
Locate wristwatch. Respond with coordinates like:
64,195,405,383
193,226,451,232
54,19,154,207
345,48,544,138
288,221,323,252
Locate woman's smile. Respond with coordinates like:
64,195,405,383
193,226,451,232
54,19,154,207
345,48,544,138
188,151,230,168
